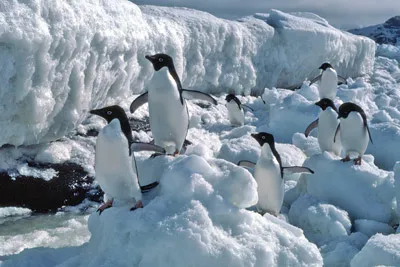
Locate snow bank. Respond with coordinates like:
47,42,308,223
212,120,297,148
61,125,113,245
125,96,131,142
299,153,395,223
0,0,374,146
288,195,351,246
2,154,324,267
350,233,400,267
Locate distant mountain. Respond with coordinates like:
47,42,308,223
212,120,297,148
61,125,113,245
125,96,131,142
349,16,400,46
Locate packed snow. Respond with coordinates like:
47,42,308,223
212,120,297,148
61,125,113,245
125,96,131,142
0,0,374,147
1,1,400,267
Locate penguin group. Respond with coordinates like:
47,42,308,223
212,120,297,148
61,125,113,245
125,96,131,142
304,62,373,165
90,55,373,217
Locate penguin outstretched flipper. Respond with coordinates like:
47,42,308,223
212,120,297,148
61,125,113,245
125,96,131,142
309,74,322,85
338,75,347,85
181,89,217,105
237,160,256,168
283,166,314,175
131,142,166,154
305,119,319,137
130,92,148,114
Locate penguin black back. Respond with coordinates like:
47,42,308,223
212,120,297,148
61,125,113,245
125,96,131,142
225,94,242,110
251,132,283,178
319,62,333,71
90,105,134,145
315,98,337,112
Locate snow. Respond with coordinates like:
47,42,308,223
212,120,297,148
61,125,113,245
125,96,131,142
0,0,374,147
0,207,31,219
350,234,400,267
396,162,400,219
298,152,395,223
288,195,351,246
354,219,395,238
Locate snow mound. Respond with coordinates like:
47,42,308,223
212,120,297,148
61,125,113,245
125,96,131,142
0,1,374,146
354,219,395,238
0,207,31,219
288,195,351,246
2,154,323,267
350,233,400,267
299,153,395,223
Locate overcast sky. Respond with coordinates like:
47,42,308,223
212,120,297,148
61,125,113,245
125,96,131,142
132,0,400,29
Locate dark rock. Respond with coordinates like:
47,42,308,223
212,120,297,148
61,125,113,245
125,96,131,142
129,116,150,133
0,162,100,212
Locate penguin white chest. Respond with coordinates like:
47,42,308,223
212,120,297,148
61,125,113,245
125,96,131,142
95,119,141,202
148,68,189,154
226,101,244,126
254,145,284,215
318,108,341,155
319,68,338,100
339,112,369,156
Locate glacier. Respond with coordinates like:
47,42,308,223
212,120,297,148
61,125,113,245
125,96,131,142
0,0,375,147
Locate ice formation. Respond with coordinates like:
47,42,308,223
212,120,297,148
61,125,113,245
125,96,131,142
0,0,374,147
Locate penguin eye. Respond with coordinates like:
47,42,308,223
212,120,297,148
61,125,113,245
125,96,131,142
107,111,112,115
262,136,266,140
158,58,164,62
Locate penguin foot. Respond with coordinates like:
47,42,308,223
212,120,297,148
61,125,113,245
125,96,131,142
150,152,165,159
97,200,113,215
130,200,143,211
354,157,362,165
173,149,180,157
341,156,351,162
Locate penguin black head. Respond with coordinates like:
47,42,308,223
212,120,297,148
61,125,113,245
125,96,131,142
319,62,333,71
90,105,133,144
145,53,174,71
315,98,337,111
90,105,128,123
251,132,275,147
337,102,365,119
225,94,236,102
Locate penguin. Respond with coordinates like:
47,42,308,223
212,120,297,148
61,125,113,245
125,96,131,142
129,53,217,156
305,98,341,156
90,105,165,213
309,63,346,100
225,94,254,126
238,132,314,216
334,102,373,165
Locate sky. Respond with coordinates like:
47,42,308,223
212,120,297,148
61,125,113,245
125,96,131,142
132,0,400,29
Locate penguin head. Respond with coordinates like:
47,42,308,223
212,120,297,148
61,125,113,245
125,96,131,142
319,62,333,71
251,132,275,147
90,105,128,124
225,94,237,102
315,98,336,111
337,102,363,119
145,53,174,71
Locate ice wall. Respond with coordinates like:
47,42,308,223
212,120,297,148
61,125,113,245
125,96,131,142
0,0,375,146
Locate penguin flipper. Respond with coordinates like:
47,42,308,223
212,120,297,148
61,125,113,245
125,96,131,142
130,92,148,114
242,104,254,112
181,89,218,105
337,75,347,85
366,124,373,144
304,119,318,137
283,166,314,174
140,182,159,193
237,160,256,168
131,142,166,154
310,74,322,85
334,124,340,143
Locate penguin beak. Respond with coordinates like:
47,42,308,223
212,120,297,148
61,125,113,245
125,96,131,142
145,55,155,63
90,109,102,117
337,115,342,119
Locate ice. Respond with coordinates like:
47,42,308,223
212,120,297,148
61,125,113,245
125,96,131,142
354,219,395,238
0,207,31,219
350,233,400,267
0,1,374,147
288,195,352,246
298,153,395,223
395,162,400,218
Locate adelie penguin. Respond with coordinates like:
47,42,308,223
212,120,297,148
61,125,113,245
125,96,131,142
90,105,165,214
225,94,254,126
238,132,314,216
305,98,341,156
130,53,217,156
334,102,373,165
310,62,346,100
